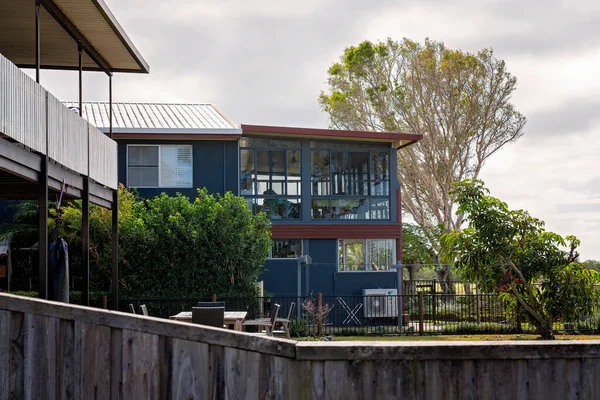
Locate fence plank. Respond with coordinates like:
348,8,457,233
0,310,10,400
78,322,112,399
58,319,76,400
24,313,59,400
110,328,124,400
171,339,210,399
209,345,225,400
9,312,25,399
224,346,260,400
122,329,163,400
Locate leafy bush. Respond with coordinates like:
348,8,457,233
289,318,310,338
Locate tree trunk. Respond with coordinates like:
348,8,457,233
536,319,555,340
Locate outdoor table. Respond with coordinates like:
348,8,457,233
170,311,248,331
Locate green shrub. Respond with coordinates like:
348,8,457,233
289,318,310,338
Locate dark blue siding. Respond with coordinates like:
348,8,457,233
260,259,297,296
117,139,238,200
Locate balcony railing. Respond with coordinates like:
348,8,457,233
0,53,117,190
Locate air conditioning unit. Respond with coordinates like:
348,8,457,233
363,289,398,318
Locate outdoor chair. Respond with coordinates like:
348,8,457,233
242,303,280,336
240,302,294,338
129,304,136,314
192,306,225,328
140,304,148,316
197,301,225,308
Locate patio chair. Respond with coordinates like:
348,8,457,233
139,304,148,316
192,306,225,328
129,304,136,314
242,303,280,336
197,301,225,308
241,302,294,338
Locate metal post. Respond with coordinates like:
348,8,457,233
111,189,119,310
38,94,49,299
82,177,89,306
78,43,83,117
418,291,424,335
35,1,41,83
296,257,301,319
109,75,113,138
396,264,403,331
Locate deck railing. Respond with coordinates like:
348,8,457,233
0,52,117,189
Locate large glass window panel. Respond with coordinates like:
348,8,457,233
370,198,390,220
371,152,390,196
311,150,330,195
255,150,271,194
331,198,370,220
331,151,348,195
311,199,331,219
340,239,366,271
240,149,255,195
366,239,394,271
348,152,368,195
257,197,301,220
285,198,302,220
311,141,389,149
287,150,301,196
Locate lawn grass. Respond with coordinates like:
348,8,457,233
323,334,600,341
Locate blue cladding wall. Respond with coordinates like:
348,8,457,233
260,259,297,296
117,139,238,199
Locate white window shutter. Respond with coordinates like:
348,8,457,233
176,146,193,187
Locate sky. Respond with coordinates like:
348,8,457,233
33,0,600,260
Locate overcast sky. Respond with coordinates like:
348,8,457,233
35,0,600,260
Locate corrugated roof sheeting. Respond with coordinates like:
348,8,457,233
63,102,240,133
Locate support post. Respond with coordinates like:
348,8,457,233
111,189,118,310
81,177,89,306
38,94,49,299
35,1,40,83
394,263,403,331
109,75,113,138
211,294,217,302
78,43,83,116
418,291,424,335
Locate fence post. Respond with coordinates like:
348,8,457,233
418,291,424,336
432,279,437,326
102,295,108,309
317,292,323,336
476,288,481,323
211,294,217,302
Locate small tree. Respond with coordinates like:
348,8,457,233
442,180,600,339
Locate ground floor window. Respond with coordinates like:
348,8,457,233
338,239,395,271
270,239,302,258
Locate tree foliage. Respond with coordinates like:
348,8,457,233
320,38,526,269
442,179,600,339
1,188,271,299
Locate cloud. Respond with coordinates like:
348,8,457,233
525,98,600,137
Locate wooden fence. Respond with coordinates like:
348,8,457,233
2,293,600,399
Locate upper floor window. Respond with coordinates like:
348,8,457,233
240,138,302,220
127,145,192,188
311,149,390,220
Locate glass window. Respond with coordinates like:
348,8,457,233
127,145,192,188
240,137,301,148
271,239,302,258
311,150,330,195
338,239,395,271
311,141,389,149
311,199,331,219
331,198,369,220
371,152,390,196
240,139,302,221
370,198,390,220
240,149,255,195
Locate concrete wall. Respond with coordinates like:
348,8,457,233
1,293,599,400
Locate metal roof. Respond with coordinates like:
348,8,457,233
64,102,241,134
1,0,148,73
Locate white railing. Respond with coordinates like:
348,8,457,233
89,122,118,189
0,53,117,190
0,53,46,153
47,93,88,175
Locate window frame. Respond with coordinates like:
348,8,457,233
337,238,396,272
269,239,303,259
126,144,193,189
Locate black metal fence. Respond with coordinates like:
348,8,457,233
119,292,600,337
